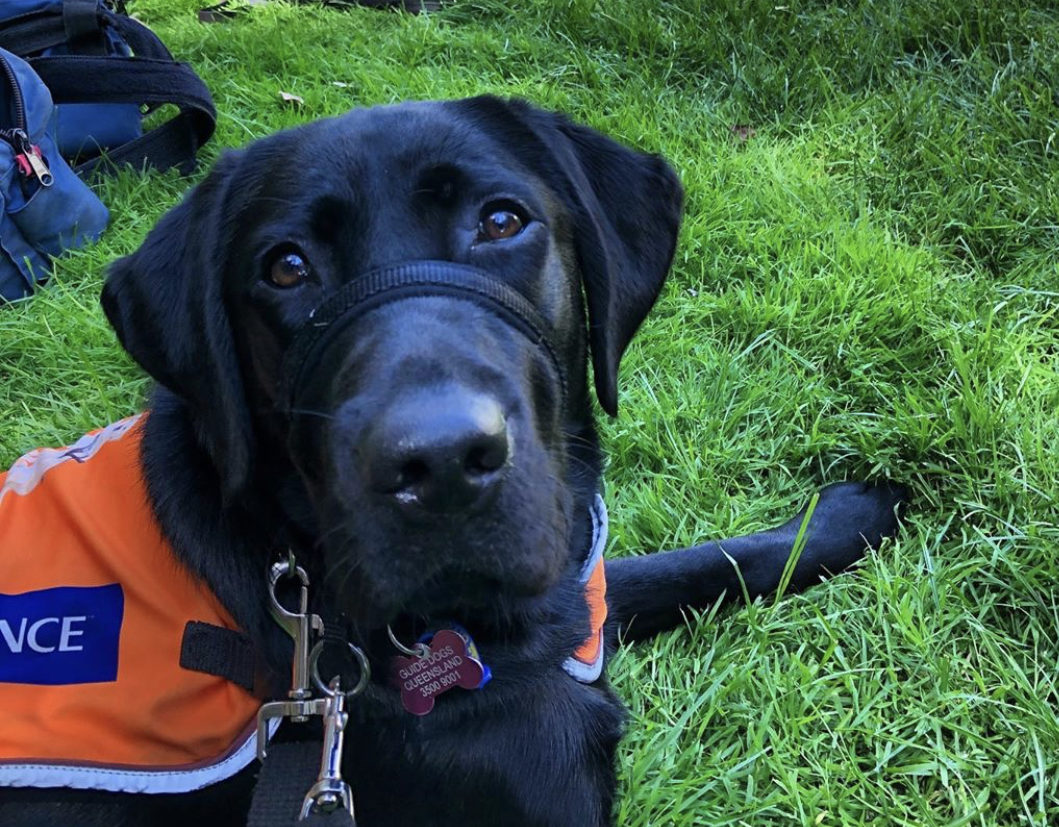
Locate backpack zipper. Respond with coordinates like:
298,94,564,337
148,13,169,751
0,53,54,188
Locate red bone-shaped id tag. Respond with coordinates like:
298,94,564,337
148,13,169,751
389,629,491,716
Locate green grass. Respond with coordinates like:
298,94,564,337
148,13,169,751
3,1,1057,823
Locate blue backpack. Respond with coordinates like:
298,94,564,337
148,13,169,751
0,46,107,301
0,1,216,302
0,1,216,174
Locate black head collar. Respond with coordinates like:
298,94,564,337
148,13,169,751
281,260,567,411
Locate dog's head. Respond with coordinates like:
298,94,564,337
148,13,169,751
102,98,681,631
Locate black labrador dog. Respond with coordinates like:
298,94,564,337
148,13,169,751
3,98,901,826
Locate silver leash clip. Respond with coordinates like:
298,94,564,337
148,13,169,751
301,640,369,820
268,554,324,706
257,556,328,760
299,677,353,819
256,554,370,823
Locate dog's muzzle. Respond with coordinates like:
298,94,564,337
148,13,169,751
280,260,567,411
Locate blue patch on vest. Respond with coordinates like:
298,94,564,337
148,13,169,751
0,584,124,684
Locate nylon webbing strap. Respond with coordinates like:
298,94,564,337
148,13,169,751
282,260,567,411
179,620,257,692
109,11,177,62
1,5,215,175
30,54,216,174
249,737,356,826
0,4,169,66
62,0,104,53
0,12,69,55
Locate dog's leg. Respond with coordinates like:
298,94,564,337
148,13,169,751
606,481,905,641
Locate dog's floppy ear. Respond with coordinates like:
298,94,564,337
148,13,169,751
102,152,253,500
455,97,684,415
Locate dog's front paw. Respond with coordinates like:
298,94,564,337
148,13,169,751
814,480,906,547
775,480,906,586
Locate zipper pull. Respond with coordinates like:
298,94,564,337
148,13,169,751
24,146,53,187
12,129,53,188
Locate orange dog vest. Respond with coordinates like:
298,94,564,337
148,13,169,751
0,415,608,794
0,415,263,794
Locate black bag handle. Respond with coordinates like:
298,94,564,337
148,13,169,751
106,10,176,62
0,10,73,56
30,54,216,175
1,3,215,174
0,1,121,59
62,0,105,52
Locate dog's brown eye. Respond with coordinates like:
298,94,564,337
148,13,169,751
477,208,524,242
269,251,310,288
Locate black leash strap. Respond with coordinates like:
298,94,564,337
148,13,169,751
249,736,356,826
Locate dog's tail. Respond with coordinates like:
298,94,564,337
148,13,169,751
605,481,905,642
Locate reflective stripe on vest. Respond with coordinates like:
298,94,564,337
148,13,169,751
562,494,608,684
0,415,263,794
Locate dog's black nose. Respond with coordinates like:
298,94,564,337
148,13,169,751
364,388,509,512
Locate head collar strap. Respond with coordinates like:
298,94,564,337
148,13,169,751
281,260,567,411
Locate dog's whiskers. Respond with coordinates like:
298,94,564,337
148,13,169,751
562,452,598,477
288,407,336,421
252,195,304,209
312,522,351,552
328,542,369,607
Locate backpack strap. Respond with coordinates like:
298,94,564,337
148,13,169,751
0,10,71,56
30,52,216,174
0,0,109,59
63,0,107,53
1,3,215,174
107,10,176,61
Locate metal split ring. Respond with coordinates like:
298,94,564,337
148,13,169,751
386,625,431,659
309,639,371,699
